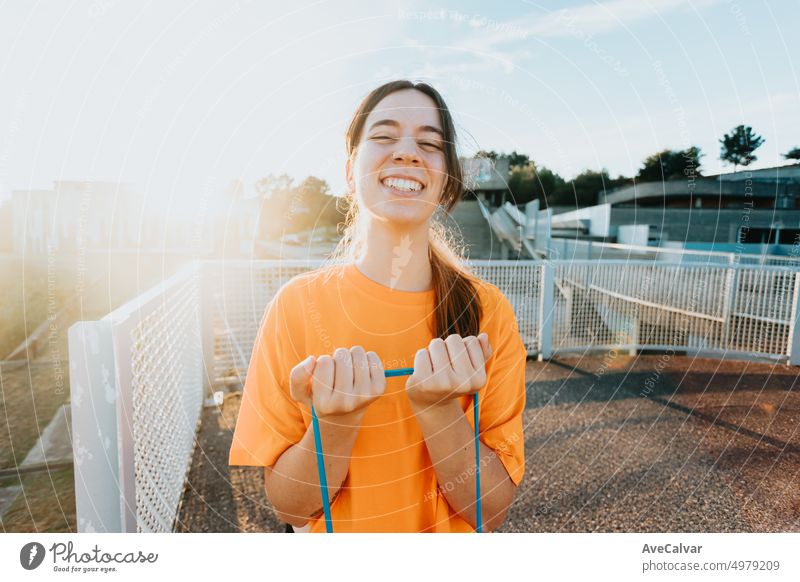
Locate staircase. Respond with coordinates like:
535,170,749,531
447,200,499,259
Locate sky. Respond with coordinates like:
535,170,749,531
1,0,798,212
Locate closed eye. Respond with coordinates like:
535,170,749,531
419,141,442,151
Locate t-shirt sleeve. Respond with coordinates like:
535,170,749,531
477,291,527,486
228,284,308,468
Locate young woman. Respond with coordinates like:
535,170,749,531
229,80,527,532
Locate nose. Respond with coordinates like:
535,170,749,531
392,137,422,165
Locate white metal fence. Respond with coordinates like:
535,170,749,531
69,264,204,533
550,238,799,266
549,261,799,360
68,259,800,532
209,260,543,385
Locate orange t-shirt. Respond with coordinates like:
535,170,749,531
228,262,527,532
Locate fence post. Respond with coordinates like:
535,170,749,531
68,320,121,533
108,313,138,533
200,261,217,399
538,261,555,360
721,255,736,351
789,272,800,365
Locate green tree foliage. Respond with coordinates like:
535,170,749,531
549,169,625,208
476,150,631,209
637,147,703,181
294,176,340,231
255,173,294,199
508,162,565,206
476,150,530,168
506,150,531,169
783,147,800,162
719,125,764,171
255,174,343,235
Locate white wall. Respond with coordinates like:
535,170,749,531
550,203,611,237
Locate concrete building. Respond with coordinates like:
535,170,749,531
585,165,800,250
9,181,198,255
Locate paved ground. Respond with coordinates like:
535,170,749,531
177,353,800,532
508,353,800,532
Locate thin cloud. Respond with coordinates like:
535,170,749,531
456,0,725,52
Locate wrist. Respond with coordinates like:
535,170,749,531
409,397,462,422
315,408,365,433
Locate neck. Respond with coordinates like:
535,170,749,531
355,220,433,292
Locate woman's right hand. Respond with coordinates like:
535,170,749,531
289,346,387,427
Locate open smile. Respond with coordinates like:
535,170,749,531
380,176,426,197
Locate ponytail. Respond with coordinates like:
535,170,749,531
428,229,483,339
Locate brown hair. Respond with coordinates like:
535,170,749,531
329,80,483,339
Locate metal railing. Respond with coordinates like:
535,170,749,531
68,259,800,532
69,263,204,533
550,238,798,266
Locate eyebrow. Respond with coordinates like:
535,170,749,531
367,119,444,137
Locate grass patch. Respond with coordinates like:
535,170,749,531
0,362,70,469
0,259,60,359
0,466,75,532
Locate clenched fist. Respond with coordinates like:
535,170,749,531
405,333,493,408
289,346,387,428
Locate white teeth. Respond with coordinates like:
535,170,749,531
382,177,423,192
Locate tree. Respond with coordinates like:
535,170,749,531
682,146,703,178
550,169,624,208
254,173,294,199
254,174,295,237
637,147,703,181
783,147,800,163
476,149,530,168
294,176,335,231
719,125,764,172
506,150,531,169
508,162,565,206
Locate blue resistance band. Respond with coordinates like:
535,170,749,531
310,366,482,533
310,404,333,533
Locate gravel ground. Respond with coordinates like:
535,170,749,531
177,354,800,533
175,391,284,533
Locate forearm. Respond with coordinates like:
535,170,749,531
265,417,360,526
411,399,516,531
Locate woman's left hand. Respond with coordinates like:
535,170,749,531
405,333,493,408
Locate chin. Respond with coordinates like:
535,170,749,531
368,204,432,227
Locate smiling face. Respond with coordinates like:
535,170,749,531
346,89,448,228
